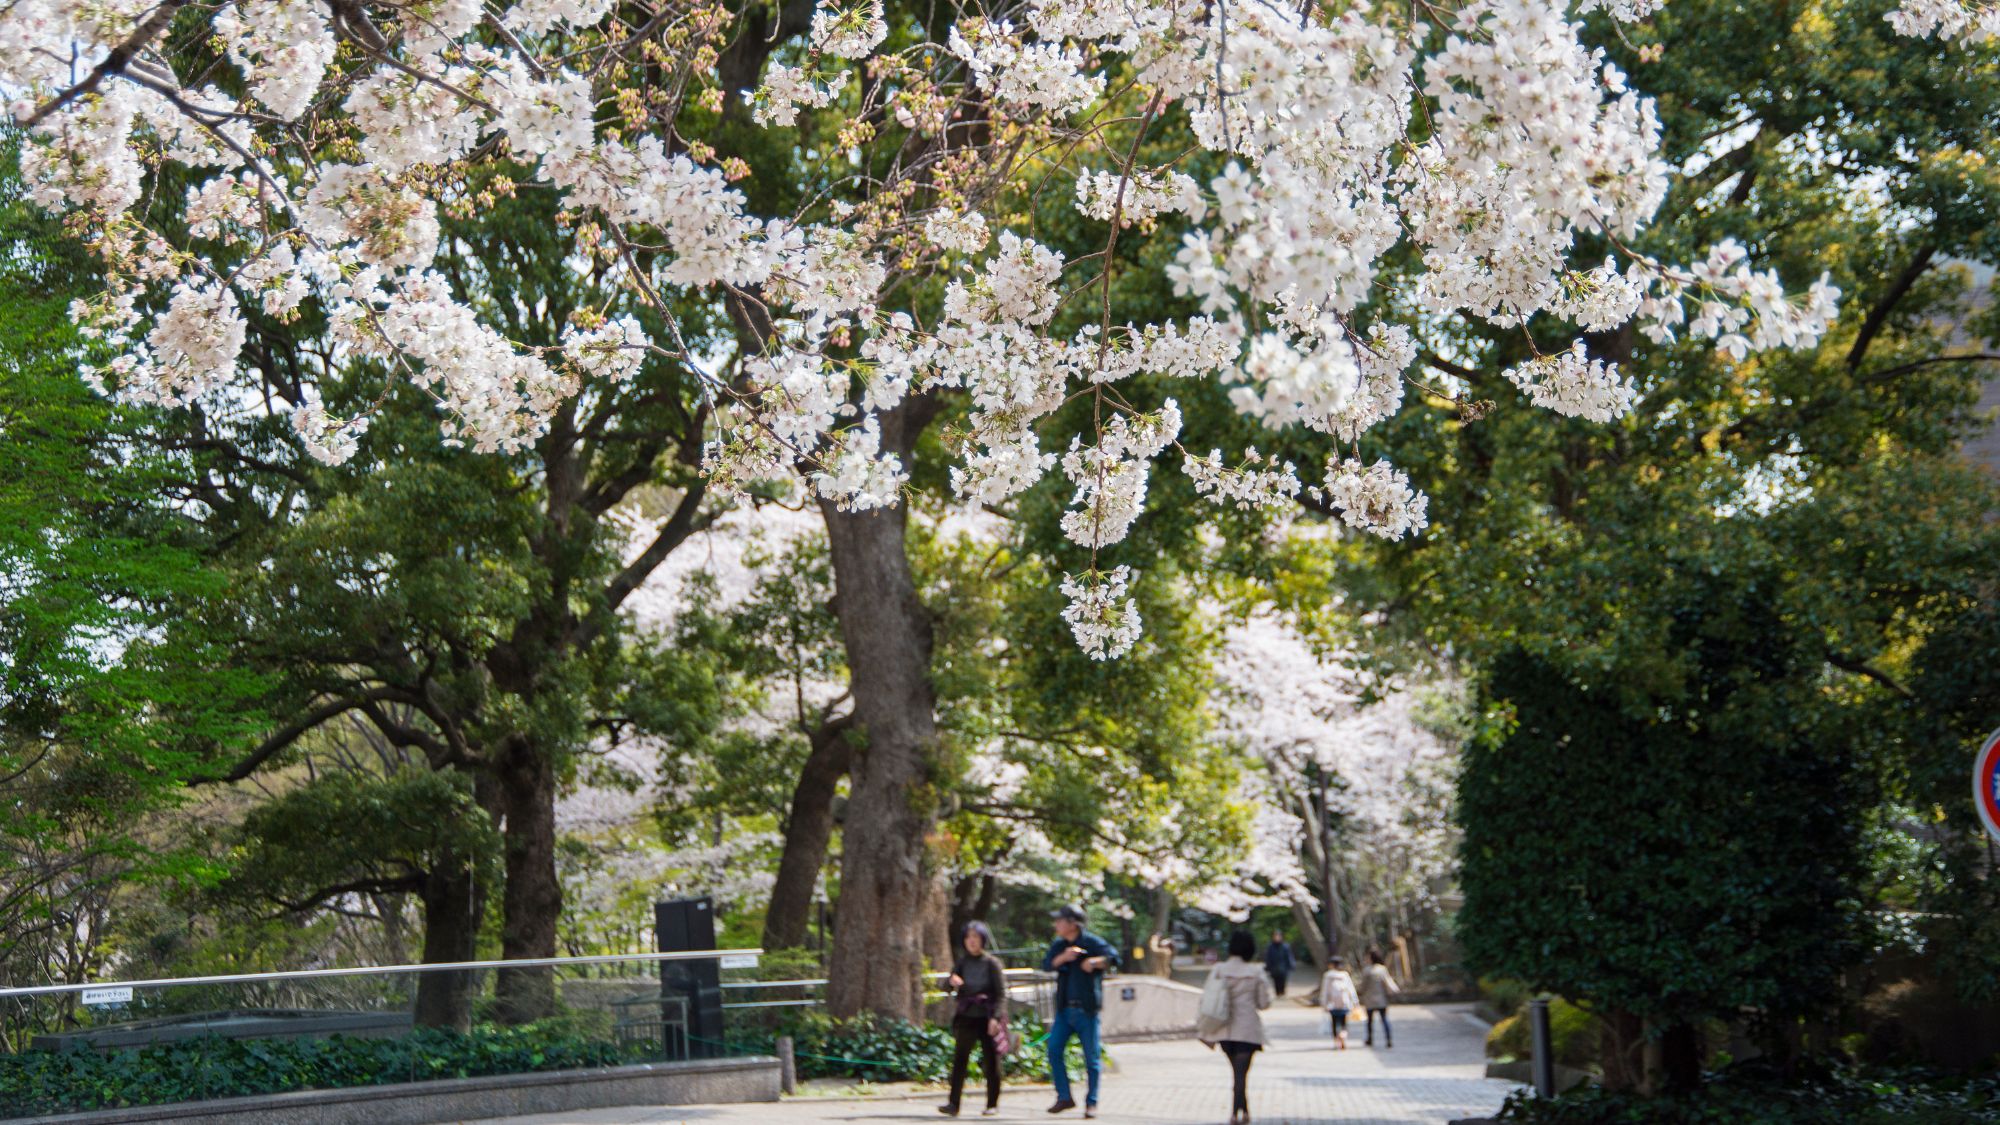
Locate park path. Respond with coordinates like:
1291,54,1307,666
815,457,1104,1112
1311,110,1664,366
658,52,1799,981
467,1001,1519,1125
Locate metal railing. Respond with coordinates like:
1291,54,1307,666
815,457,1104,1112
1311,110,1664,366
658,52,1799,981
0,948,765,1000
713,967,1052,1012
0,949,793,1118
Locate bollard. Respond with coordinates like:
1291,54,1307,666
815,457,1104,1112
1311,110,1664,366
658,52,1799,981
777,1034,797,1095
1529,997,1555,1097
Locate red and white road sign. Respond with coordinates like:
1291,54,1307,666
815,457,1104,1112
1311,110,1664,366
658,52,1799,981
1976,728,2000,845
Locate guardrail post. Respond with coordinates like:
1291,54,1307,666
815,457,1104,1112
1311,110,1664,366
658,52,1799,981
1529,997,1555,1097
777,1034,797,1095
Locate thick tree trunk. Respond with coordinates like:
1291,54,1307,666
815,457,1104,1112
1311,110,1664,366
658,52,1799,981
414,857,483,1030
1598,1008,1647,1093
1144,887,1175,976
1288,899,1330,972
819,470,939,1021
1658,1020,1703,1093
763,717,854,952
922,873,953,968
494,743,561,1023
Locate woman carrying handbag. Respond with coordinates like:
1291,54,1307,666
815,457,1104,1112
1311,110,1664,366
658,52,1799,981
1197,930,1275,1125
941,920,1008,1117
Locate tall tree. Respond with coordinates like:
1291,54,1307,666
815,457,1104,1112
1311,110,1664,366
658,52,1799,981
1307,0,2000,1093
0,135,262,997
147,181,734,1020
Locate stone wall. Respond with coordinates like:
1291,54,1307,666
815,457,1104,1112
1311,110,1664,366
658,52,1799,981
1098,975,1203,1042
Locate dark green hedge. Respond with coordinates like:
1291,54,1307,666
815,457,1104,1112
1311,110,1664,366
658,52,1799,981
0,1021,633,1117
1,1010,1066,1115
724,1009,1059,1084
1495,1063,2000,1125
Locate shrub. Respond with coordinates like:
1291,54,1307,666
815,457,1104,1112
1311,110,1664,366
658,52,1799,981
725,1008,1063,1084
1479,978,1534,1023
0,1020,633,1117
1485,997,1600,1070
1460,642,1871,1042
1495,1061,2000,1124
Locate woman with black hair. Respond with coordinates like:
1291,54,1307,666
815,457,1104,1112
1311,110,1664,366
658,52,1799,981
1197,929,1274,1124
1359,946,1400,1049
940,920,1008,1117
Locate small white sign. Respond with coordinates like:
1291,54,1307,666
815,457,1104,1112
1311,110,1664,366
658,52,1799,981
80,986,133,1006
718,953,759,970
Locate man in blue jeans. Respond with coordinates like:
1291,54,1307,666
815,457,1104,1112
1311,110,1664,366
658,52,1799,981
1042,903,1119,1117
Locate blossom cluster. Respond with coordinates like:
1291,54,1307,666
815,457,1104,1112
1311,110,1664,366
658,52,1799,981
1060,566,1143,660
1317,459,1431,540
1888,0,1999,41
2,0,1910,657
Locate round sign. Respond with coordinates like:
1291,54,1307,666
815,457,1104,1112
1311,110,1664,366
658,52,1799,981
1976,728,2000,845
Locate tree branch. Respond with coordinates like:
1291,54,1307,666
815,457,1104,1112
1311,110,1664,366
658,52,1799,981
1847,245,1937,372
1827,652,1915,699
21,0,190,127
596,479,710,620
190,687,404,785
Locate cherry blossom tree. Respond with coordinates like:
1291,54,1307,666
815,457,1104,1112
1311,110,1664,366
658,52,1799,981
1213,608,1460,969
4,0,1860,649
11,0,1942,1016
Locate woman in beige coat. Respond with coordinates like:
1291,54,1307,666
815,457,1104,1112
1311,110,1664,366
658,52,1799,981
1359,946,1401,1048
1198,930,1274,1124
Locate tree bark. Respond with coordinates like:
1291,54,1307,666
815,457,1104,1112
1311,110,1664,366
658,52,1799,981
1598,1008,1647,1093
819,414,940,1019
494,741,561,1023
414,856,484,1030
1288,899,1330,972
1146,886,1176,976
763,716,854,951
1658,1020,1703,1093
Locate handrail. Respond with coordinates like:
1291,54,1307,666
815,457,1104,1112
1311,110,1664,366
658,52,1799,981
0,949,765,1000
719,967,1046,992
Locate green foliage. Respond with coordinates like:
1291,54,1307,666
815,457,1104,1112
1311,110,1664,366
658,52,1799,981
724,1009,1061,1084
1487,998,1602,1071
0,132,267,985
1495,1063,2000,1125
1459,632,1872,1027
1321,0,2000,1075
1477,978,1535,1023
1898,603,2000,1003
0,1021,636,1116
214,768,499,914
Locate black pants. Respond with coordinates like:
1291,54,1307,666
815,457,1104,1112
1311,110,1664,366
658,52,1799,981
947,1014,999,1110
1220,1040,1259,1114
1328,1009,1349,1036
1366,1007,1392,1046
1267,969,1287,996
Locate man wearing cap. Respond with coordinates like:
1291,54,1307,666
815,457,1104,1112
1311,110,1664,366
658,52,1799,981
1042,903,1119,1117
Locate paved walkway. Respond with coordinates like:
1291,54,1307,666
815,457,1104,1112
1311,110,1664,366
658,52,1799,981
470,1002,1519,1125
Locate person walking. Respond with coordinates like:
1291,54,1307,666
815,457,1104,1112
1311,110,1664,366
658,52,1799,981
1359,947,1400,1048
1199,930,1274,1125
1261,932,1295,997
940,920,1008,1117
1318,955,1360,1049
1042,903,1119,1118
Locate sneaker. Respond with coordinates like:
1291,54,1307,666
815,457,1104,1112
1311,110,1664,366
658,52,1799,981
1047,1099,1076,1114
982,1109,1000,1117
939,1106,960,1117
1083,1108,1097,1120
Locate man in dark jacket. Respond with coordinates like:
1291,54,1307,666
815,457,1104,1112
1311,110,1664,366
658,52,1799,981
1042,904,1119,1117
1263,932,1295,997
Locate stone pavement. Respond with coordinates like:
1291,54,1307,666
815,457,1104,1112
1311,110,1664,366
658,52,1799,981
468,1001,1520,1125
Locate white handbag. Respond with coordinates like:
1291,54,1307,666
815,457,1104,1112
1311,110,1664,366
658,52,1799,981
1197,968,1231,1034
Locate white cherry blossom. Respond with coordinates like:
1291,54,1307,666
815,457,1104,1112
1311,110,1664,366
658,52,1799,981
1,0,1903,657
